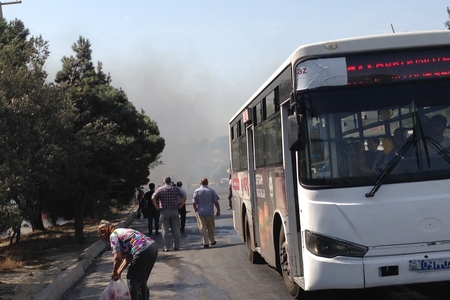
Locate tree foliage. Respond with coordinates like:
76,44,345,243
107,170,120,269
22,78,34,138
0,202,22,245
54,36,165,243
0,21,164,244
0,19,77,243
446,7,450,30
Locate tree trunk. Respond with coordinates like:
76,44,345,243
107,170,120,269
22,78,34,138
31,214,45,231
31,196,45,231
14,226,21,244
9,231,16,245
9,225,21,245
74,197,86,244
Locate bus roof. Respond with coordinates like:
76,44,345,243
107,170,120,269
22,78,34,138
229,30,450,124
291,30,450,63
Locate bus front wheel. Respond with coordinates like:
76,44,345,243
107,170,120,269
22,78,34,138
279,226,302,299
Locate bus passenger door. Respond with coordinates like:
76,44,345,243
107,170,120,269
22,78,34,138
281,101,303,278
246,125,261,251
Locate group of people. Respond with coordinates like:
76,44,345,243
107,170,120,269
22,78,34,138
341,114,450,176
98,176,221,300
148,176,220,251
135,180,188,236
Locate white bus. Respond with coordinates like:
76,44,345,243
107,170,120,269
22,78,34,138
228,31,450,299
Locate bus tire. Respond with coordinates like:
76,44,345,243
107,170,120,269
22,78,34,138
245,213,263,263
279,226,302,299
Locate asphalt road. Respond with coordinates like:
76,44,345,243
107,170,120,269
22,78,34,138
62,192,292,300
62,192,450,300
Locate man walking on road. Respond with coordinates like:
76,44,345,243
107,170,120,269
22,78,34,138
151,176,186,252
135,186,145,219
192,177,220,248
144,183,159,235
177,181,187,233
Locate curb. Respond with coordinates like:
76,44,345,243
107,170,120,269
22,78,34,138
34,209,136,300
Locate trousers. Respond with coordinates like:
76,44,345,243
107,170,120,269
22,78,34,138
196,214,216,246
178,204,186,232
127,242,158,300
159,209,181,250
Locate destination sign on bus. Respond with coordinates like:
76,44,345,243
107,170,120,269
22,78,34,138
347,48,450,85
295,47,450,90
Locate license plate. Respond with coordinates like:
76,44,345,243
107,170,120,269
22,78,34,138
409,259,450,271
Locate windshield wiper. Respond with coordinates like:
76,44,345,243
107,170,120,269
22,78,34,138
366,109,450,198
365,137,414,198
365,107,423,198
423,137,450,164
410,108,450,166
411,107,450,166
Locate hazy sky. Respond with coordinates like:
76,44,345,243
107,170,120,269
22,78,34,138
4,1,450,183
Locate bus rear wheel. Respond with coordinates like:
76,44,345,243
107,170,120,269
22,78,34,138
279,226,302,299
245,214,263,263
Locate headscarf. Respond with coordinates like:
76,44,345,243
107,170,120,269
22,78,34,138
97,220,114,240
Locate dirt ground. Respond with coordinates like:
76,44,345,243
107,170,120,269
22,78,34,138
0,207,134,300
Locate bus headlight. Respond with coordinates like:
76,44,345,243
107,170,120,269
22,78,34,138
305,230,368,258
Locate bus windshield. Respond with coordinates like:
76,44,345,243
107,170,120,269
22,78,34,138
298,80,450,188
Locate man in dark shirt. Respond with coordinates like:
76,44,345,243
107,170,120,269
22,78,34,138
135,186,145,219
144,183,159,235
177,181,188,233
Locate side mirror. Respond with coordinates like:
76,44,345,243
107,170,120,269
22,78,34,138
288,114,306,151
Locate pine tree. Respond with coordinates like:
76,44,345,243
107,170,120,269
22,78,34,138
55,37,164,243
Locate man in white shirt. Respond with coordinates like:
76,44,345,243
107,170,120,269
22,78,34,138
192,178,220,248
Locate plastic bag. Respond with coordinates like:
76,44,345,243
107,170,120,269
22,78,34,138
99,279,131,300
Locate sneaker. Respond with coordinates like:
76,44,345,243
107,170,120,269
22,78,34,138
227,207,232,210
211,241,217,246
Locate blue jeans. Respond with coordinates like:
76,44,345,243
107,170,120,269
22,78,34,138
159,209,181,250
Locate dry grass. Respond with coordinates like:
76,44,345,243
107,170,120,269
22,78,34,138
0,256,24,271
0,205,133,275
0,219,99,266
